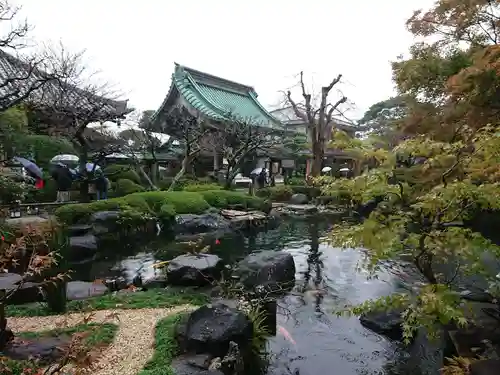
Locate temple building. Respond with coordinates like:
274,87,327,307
150,64,285,177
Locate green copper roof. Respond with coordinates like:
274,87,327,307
155,64,283,129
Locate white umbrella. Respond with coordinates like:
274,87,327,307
251,167,264,175
50,154,79,164
339,167,350,172
322,166,332,172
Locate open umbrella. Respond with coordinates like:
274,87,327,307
50,154,79,164
250,167,264,175
82,163,101,173
13,157,43,179
321,166,332,173
339,167,350,172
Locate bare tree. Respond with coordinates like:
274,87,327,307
0,1,78,113
206,116,282,189
285,71,348,177
26,46,132,201
162,107,210,191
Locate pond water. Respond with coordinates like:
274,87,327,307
71,217,419,375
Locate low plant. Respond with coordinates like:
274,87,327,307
113,178,145,197
256,185,293,202
183,183,222,192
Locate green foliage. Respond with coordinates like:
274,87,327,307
55,199,135,226
114,178,145,196
287,177,306,186
104,164,142,185
290,185,321,199
0,106,28,158
0,175,26,204
22,135,76,167
256,185,293,202
183,183,222,192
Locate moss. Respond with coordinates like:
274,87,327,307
137,314,184,375
6,288,209,317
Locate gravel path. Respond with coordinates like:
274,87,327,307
8,305,195,375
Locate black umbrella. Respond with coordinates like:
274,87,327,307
13,157,43,179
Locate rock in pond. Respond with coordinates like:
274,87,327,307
175,302,253,358
66,224,92,237
174,213,231,235
69,234,98,260
359,310,404,341
171,354,224,375
290,193,309,205
167,254,224,286
233,251,296,294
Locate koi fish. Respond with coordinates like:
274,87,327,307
277,325,296,346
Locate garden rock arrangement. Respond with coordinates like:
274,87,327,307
359,309,405,341
232,251,296,295
174,302,253,375
166,254,224,287
175,213,232,235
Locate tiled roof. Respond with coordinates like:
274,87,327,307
152,64,283,129
0,49,132,121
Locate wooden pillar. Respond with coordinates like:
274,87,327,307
305,159,311,176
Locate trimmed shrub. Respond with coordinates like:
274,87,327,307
114,178,145,197
129,191,210,215
55,199,133,225
256,185,293,202
183,183,222,192
158,203,176,225
104,165,142,185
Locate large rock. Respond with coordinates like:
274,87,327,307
175,213,231,235
176,303,253,358
0,273,42,305
290,193,309,205
69,234,98,260
167,254,224,286
233,251,296,294
3,336,70,364
67,224,92,237
359,310,404,341
171,354,224,375
66,281,108,300
91,210,121,235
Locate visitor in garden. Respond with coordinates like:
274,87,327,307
95,170,109,200
257,169,267,189
52,165,72,202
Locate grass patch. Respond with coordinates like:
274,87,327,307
6,288,209,318
138,313,184,375
0,323,118,375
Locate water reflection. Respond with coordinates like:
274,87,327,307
71,217,419,375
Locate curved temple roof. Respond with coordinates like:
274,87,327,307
152,64,283,129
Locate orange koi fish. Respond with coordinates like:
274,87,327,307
277,325,296,346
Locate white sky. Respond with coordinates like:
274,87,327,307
13,0,434,121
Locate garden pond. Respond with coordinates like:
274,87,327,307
70,216,428,375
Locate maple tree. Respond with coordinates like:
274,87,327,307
319,0,500,344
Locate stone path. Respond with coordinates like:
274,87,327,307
8,305,195,375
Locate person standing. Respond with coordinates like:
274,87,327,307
53,165,72,202
95,170,109,200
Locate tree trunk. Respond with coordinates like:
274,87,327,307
310,142,324,177
137,164,157,190
168,155,190,191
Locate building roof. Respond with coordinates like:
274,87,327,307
270,106,357,132
151,64,282,129
0,49,132,121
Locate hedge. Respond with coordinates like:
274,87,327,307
54,190,269,227
114,178,145,197
183,183,222,192
199,190,269,212
256,186,293,202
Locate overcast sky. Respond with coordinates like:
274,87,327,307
14,0,433,121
